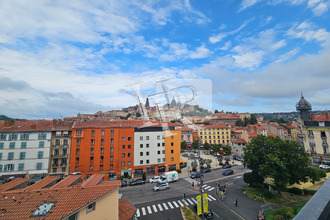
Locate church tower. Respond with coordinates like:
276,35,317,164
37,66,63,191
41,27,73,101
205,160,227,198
296,93,312,121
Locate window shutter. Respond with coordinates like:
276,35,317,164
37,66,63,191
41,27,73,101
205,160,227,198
9,134,12,140
20,134,23,140
0,165,2,171
11,164,15,171
3,134,6,140
43,134,47,139
26,134,29,140
38,134,41,140
4,165,7,172
15,134,18,140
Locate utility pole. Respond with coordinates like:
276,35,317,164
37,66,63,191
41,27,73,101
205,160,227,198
198,142,204,217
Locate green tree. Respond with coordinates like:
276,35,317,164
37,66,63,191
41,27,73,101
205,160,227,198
203,142,210,150
212,145,220,154
244,135,311,193
235,119,243,126
181,141,187,149
308,168,326,184
250,114,257,124
136,112,141,117
192,140,199,150
243,117,250,126
222,145,232,155
214,109,219,113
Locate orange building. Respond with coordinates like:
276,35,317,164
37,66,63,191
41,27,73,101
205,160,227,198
165,130,182,171
70,120,142,180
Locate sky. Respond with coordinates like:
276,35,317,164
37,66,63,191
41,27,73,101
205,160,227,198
1,0,330,119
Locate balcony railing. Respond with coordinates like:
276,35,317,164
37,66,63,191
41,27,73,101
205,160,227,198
61,163,67,167
322,143,328,147
53,164,59,167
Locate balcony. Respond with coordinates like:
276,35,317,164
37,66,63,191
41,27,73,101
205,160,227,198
322,143,328,147
309,143,316,147
63,145,68,148
53,164,59,167
308,133,314,138
61,163,67,167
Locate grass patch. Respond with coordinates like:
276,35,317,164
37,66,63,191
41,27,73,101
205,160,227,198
264,202,307,220
180,206,199,220
242,186,277,203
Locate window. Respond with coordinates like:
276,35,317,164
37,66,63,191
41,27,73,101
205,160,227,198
76,130,82,136
39,133,46,140
55,139,60,146
62,167,66,172
140,136,143,140
0,134,7,141
146,159,149,164
76,139,80,146
9,142,15,149
110,164,113,169
20,142,27,149
101,139,104,146
111,130,114,137
100,147,104,154
75,157,79,164
146,144,149,148
91,130,95,137
7,164,14,171
121,162,125,166
162,135,165,139
75,166,79,171
171,150,174,153
171,135,173,139
90,156,94,163
62,149,67,156
20,152,25,160
121,153,125,158
140,144,143,148
128,153,131,157
10,134,18,140
162,143,165,147
101,130,105,137
162,150,165,154
128,161,131,166
157,143,160,147
110,138,114,145
158,151,160,155
122,137,125,141
38,151,43,159
110,156,113,162
128,145,131,149
100,164,103,170
91,139,95,146
55,149,59,156
146,152,149,156
53,168,57,173
128,137,131,141
122,145,125,149
8,152,14,160
89,165,93,171
162,158,165,162
20,133,29,140
171,157,174,161
146,136,149,140
100,156,104,163
36,163,42,170
53,159,58,166
157,135,160,140
140,152,143,156
157,158,161,162
140,160,143,164
110,147,114,153
171,142,173,146
61,158,67,166
0,153,2,160
90,148,94,154
0,143,3,149
39,141,44,148
87,203,95,213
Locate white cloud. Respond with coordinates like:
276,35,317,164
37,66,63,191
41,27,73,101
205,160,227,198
275,48,300,62
238,0,262,12
232,50,265,68
190,45,212,59
209,33,227,44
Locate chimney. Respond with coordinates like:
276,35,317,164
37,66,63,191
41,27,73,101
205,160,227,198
30,124,37,130
4,120,14,127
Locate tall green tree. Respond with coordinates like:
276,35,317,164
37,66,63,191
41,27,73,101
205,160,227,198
212,145,220,154
235,119,243,126
250,114,257,124
203,142,210,150
181,141,187,149
244,135,311,193
192,140,199,150
222,145,232,155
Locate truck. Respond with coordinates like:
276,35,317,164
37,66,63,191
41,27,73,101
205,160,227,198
159,171,178,183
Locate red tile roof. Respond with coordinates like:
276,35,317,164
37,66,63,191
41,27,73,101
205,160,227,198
201,123,229,129
0,120,53,132
119,199,136,220
312,112,330,122
0,178,30,192
50,175,81,189
247,132,258,137
20,176,59,192
81,174,105,188
231,139,247,144
52,120,74,131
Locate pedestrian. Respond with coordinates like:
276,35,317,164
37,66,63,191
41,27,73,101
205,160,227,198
192,182,194,187
183,193,186,199
222,194,225,200
235,199,238,207
220,191,224,200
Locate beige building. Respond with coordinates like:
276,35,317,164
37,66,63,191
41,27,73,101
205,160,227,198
198,123,231,145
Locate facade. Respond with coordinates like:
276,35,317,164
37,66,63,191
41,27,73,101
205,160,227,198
49,120,74,176
0,120,53,179
164,130,181,171
296,95,330,165
265,123,286,140
198,123,231,145
180,127,193,146
231,139,247,157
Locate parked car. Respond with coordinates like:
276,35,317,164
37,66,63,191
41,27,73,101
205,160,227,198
153,182,170,192
149,176,161,183
121,180,127,187
319,164,330,169
222,169,234,176
190,172,202,179
222,164,232,169
130,179,145,186
233,155,243,161
201,167,211,173
204,209,214,219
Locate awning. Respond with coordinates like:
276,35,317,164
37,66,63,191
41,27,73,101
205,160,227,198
28,170,48,175
0,173,25,180
180,159,186,163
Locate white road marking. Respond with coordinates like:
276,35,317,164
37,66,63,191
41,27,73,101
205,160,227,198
168,202,174,209
182,199,189,206
208,195,216,201
191,198,197,203
147,206,152,214
208,187,215,191
204,185,211,190
177,200,184,206
158,204,163,211
142,207,146,216
152,205,157,212
234,176,242,179
173,201,179,208
187,198,194,205
163,203,168,210
136,209,140,217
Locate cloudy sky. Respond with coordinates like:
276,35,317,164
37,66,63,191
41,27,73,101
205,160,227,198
1,0,330,119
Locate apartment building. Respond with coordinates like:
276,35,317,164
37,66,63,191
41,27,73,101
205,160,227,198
198,123,231,145
180,127,193,146
49,120,74,176
0,120,52,180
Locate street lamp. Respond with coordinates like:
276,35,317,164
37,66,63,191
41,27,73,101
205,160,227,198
198,142,204,217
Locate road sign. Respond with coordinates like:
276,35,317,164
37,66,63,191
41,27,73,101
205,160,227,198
196,195,202,215
203,193,208,213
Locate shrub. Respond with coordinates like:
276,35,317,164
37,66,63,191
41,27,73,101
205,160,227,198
277,206,295,219
274,215,285,220
192,167,197,172
120,175,124,180
176,169,182,173
287,187,302,195
327,168,330,173
302,189,316,195
244,172,264,186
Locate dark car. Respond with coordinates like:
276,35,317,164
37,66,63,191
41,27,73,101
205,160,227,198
121,180,127,187
201,167,211,173
222,164,232,169
233,155,243,161
130,179,145,186
190,172,202,179
222,169,234,176
204,209,214,219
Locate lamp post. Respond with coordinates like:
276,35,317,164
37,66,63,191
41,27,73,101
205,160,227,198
198,142,204,217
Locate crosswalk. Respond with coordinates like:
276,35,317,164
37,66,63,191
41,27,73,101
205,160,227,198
201,184,215,192
136,194,217,217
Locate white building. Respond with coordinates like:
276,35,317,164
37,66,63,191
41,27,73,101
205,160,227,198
0,120,53,180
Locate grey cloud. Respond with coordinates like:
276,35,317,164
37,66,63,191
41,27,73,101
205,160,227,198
0,77,31,91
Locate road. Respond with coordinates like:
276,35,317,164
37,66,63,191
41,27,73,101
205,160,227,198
120,165,262,219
